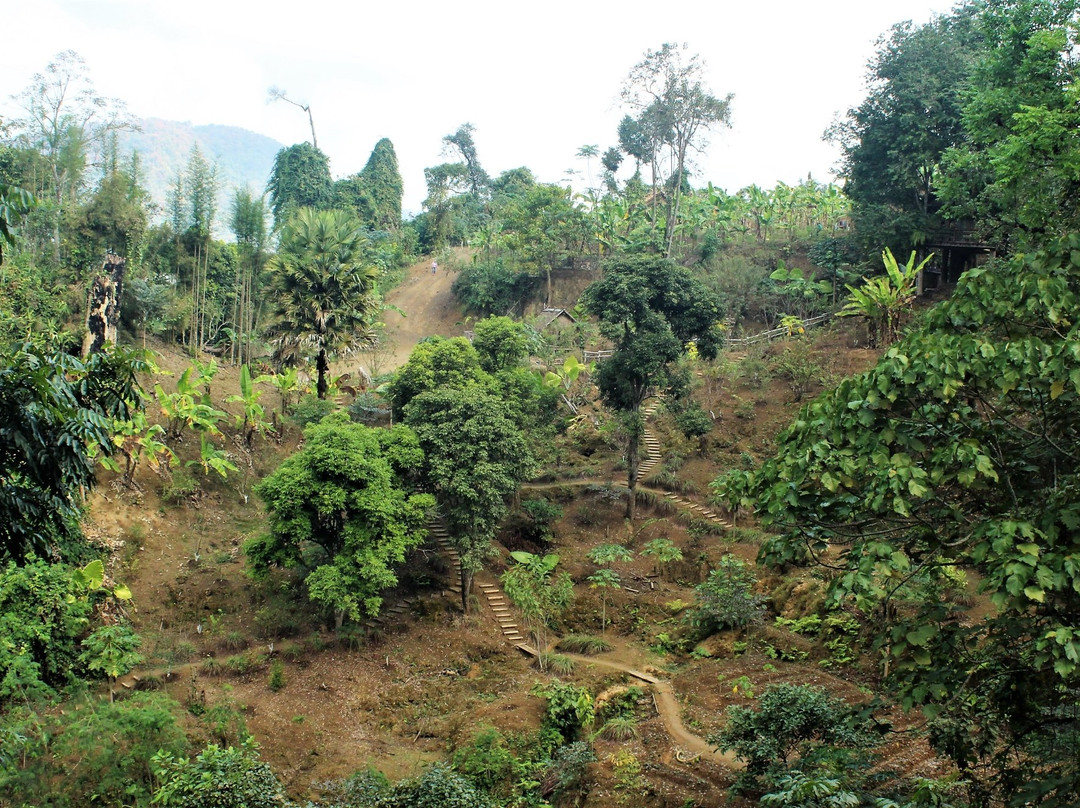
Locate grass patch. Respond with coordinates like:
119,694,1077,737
556,634,613,655
597,714,639,741
537,653,576,675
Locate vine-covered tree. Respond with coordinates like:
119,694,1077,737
266,142,333,228
359,137,403,231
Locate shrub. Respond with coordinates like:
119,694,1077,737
598,714,639,741
161,470,200,505
770,342,821,402
0,692,187,808
532,680,595,742
451,726,519,797
268,660,285,692
323,767,391,807
288,393,337,428
693,555,767,634
710,683,878,786
151,738,286,808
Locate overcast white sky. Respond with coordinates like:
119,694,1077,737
4,0,957,214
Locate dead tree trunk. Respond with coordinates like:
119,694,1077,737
82,253,126,357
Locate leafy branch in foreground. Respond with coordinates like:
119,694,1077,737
714,237,1080,806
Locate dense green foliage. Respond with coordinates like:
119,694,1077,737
152,739,286,808
712,684,878,797
716,237,1080,805
0,343,144,562
0,558,93,700
692,554,766,633
831,13,975,254
248,415,433,626
582,253,722,517
1,692,187,807
405,385,536,609
266,142,333,227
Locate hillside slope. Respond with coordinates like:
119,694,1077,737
378,252,470,372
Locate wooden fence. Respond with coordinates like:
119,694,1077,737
721,313,832,348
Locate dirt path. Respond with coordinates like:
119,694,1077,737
554,650,741,768
378,252,469,373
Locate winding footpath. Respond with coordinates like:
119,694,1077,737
480,397,741,769
361,397,742,769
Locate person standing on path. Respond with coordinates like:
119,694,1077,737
431,259,438,275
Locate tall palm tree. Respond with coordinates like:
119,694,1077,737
268,208,378,398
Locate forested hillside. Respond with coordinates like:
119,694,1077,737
119,118,282,221
0,4,1078,807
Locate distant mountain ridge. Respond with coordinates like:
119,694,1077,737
119,118,283,225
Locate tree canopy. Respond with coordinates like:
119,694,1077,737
0,343,145,563
582,254,722,517
248,415,434,627
405,385,535,610
266,142,333,228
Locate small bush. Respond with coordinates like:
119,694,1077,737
279,641,304,663
134,674,163,691
450,727,518,796
254,602,303,638
199,657,224,677
162,471,200,505
288,394,337,428
226,650,267,677
556,634,613,655
693,555,767,634
268,660,285,692
532,680,595,742
223,631,247,652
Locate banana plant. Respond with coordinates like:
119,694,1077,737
186,432,239,480
155,365,227,443
98,411,175,487
839,248,932,347
226,365,272,449
258,366,301,423
543,355,593,413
